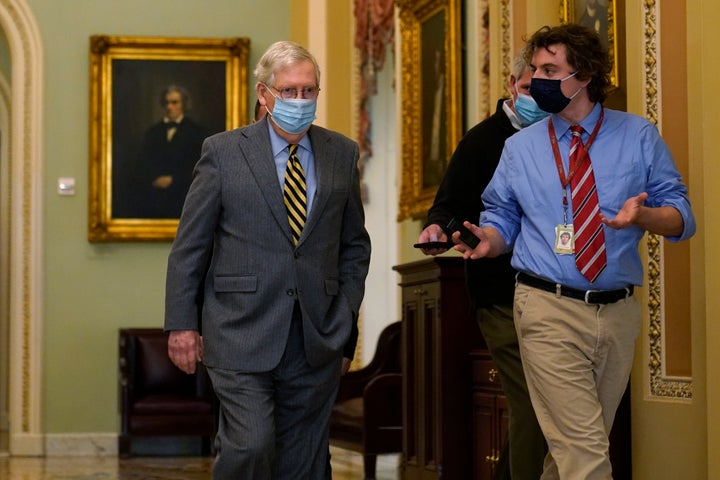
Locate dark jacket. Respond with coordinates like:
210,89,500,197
425,99,518,308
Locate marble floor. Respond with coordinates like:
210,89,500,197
0,447,401,480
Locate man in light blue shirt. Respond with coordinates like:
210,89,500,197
453,24,695,479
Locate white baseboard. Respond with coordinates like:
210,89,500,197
9,432,44,456
44,433,117,457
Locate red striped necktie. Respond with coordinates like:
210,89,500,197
569,125,607,282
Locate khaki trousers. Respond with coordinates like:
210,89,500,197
514,283,640,480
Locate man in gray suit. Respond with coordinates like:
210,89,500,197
165,40,371,479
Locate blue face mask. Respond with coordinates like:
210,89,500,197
513,93,549,126
529,72,580,114
265,88,317,134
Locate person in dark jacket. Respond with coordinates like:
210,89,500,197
417,50,548,480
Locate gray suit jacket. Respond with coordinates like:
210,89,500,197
164,118,371,371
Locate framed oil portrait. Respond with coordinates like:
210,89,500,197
562,0,619,91
397,0,463,221
88,35,249,242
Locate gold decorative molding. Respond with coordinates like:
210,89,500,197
499,0,511,98
1,0,45,452
643,0,692,400
476,0,490,119
643,1,660,128
5,0,34,434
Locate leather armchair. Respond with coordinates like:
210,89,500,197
329,321,402,479
118,328,217,457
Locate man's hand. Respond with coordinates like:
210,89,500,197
600,192,648,229
452,221,504,260
600,191,684,237
417,224,450,255
168,330,203,374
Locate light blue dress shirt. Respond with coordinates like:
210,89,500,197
481,102,696,291
266,121,317,219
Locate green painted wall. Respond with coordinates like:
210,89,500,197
24,0,290,433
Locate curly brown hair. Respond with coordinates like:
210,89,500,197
524,24,611,104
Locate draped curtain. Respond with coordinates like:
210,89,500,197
354,0,395,166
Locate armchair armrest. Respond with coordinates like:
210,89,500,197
363,373,402,428
362,373,403,454
335,321,402,403
336,367,376,402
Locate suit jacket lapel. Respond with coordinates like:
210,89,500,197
301,126,333,243
240,119,294,244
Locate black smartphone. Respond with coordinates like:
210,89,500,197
413,241,455,249
446,218,481,249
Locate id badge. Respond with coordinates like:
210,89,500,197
554,225,574,254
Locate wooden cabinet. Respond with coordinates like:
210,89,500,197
471,352,509,480
393,258,484,479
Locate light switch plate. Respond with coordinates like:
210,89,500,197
58,177,75,195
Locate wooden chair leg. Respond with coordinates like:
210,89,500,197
118,435,131,458
363,453,377,479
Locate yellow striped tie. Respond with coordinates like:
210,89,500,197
284,144,306,245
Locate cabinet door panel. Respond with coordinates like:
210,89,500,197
472,392,497,480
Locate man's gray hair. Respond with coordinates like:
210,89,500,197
511,45,531,79
254,40,321,87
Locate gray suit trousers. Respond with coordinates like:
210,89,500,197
207,305,342,479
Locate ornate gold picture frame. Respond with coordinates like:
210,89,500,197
88,35,249,242
562,0,619,91
397,0,463,221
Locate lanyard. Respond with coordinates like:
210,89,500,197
548,107,604,224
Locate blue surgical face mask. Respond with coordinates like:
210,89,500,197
264,86,317,134
529,72,581,114
513,92,550,126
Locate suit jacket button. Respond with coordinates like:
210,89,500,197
286,289,295,296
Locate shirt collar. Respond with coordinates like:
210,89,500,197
501,98,523,131
265,120,312,156
551,102,603,137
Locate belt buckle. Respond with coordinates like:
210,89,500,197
584,289,600,305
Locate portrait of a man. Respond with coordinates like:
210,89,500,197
420,10,447,190
110,59,227,220
127,85,207,219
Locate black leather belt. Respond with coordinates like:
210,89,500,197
516,272,633,305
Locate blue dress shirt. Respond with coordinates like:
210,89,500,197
480,103,696,290
267,121,317,219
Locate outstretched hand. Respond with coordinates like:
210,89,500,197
600,192,648,230
452,221,491,259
